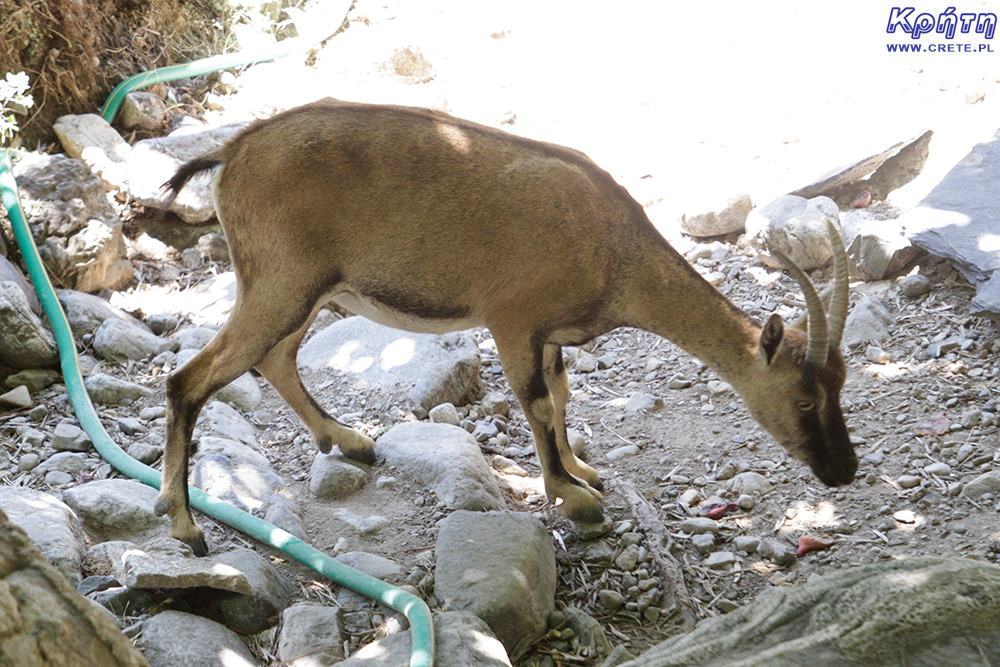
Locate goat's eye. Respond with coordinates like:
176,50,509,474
796,400,816,412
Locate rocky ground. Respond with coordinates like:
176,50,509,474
2,2,1000,666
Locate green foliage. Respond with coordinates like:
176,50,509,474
0,71,33,146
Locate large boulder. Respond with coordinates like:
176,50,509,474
0,508,149,667
299,316,481,418
901,129,1000,318
12,152,132,292
621,557,1000,666
745,195,841,270
434,510,556,659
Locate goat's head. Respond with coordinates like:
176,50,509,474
743,220,857,487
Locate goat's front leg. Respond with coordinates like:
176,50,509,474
493,330,603,523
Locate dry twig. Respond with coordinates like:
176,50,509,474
613,479,698,629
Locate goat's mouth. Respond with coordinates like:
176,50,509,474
809,454,859,487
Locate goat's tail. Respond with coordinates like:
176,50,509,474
158,148,225,213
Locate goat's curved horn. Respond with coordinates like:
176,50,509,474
772,248,829,368
824,218,849,350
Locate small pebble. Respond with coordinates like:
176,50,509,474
597,589,625,611
924,462,952,477
893,509,917,524
897,475,922,489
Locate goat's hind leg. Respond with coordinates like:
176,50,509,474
255,312,376,464
493,330,603,524
544,343,602,491
155,298,313,555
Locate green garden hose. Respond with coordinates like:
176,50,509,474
2,16,435,666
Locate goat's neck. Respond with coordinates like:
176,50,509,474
630,246,762,391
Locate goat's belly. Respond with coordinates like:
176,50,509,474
329,291,484,335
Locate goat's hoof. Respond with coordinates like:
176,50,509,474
343,433,377,465
555,483,605,524
173,527,209,557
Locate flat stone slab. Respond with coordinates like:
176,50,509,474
621,556,1000,666
901,128,1000,319
299,316,481,416
376,422,505,511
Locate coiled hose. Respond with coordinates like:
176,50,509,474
1,14,434,667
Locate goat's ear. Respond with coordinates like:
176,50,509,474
759,313,784,364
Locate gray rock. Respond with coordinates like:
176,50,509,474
214,547,295,634
338,611,511,667
147,312,179,335
173,326,217,350
126,441,162,465
619,557,1000,667
62,479,168,540
84,372,154,405
335,551,405,582
121,540,252,593
728,471,771,496
961,470,1000,500
93,317,173,362
138,610,256,667
481,390,511,417
197,231,230,262
840,209,923,281
0,384,32,409
260,493,307,540
734,535,761,553
5,368,60,393
562,606,612,658
0,510,149,667
704,551,737,570
119,91,167,131
903,129,1000,318
309,454,367,499
607,445,641,461
330,508,391,536
52,113,131,193
0,281,59,369
299,316,481,418
429,402,462,425
376,422,505,511
679,193,753,237
12,152,132,292
52,420,92,451
899,273,932,298
624,392,664,413
176,348,262,411
757,538,796,566
128,123,248,223
45,470,74,486
197,400,258,446
745,195,841,270
681,517,720,535
12,152,116,237
276,603,344,667
0,255,40,313
193,453,283,512
435,510,556,659
192,435,270,470
35,451,89,476
842,296,894,349
0,487,88,584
